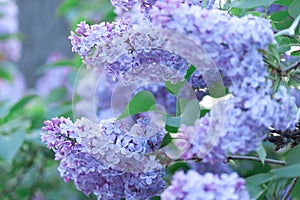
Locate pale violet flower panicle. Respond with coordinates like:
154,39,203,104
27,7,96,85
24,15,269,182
0,0,21,61
149,0,299,162
291,87,300,108
161,170,250,200
41,117,166,199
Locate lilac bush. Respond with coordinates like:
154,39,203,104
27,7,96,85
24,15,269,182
38,0,300,199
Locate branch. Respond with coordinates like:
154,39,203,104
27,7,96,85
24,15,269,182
282,177,298,200
281,59,300,75
225,155,286,166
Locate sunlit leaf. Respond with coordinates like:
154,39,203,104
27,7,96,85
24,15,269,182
117,91,156,120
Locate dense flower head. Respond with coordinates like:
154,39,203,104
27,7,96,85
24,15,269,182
75,117,166,172
58,150,166,199
69,19,132,60
291,87,300,108
41,117,77,160
41,116,167,199
161,170,250,200
70,22,190,84
110,0,216,12
147,0,299,162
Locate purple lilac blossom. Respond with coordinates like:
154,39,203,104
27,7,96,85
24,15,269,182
149,0,299,162
41,117,166,199
69,0,299,163
291,87,300,108
110,0,216,12
161,170,250,200
0,0,21,61
69,21,190,84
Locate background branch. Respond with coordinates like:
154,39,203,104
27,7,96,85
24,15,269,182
225,155,286,166
282,177,298,200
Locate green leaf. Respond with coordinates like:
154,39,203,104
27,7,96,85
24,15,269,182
165,115,181,133
23,98,45,128
271,164,300,177
165,115,181,128
166,80,186,96
291,178,300,199
176,98,188,116
166,161,190,175
271,10,294,31
227,0,275,9
0,129,24,162
0,101,11,119
291,71,300,83
45,88,68,104
246,11,263,17
0,117,30,133
291,50,300,56
274,0,294,6
0,67,12,81
159,133,172,149
200,109,210,117
165,125,179,133
181,99,200,126
288,0,300,18
246,183,269,200
117,91,156,120
185,65,196,79
208,82,226,98
230,7,246,17
56,0,79,16
150,196,161,200
9,94,37,114
286,145,300,165
246,173,276,185
257,143,267,165
272,77,281,93
165,65,196,96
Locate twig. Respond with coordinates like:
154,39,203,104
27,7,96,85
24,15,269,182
225,155,286,166
282,177,298,200
281,59,300,75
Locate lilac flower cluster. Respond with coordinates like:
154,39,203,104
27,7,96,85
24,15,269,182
75,117,166,172
110,0,216,12
148,0,299,162
69,20,132,60
70,22,190,83
291,87,300,108
41,117,166,199
0,0,21,61
56,0,299,198
161,170,250,200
